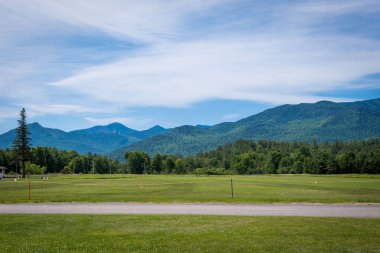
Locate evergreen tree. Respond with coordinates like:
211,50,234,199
151,153,163,173
12,108,31,178
165,157,176,174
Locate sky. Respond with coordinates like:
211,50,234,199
1,0,380,133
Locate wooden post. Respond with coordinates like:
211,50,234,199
28,176,31,201
230,178,234,199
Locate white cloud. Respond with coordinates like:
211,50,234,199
0,0,226,43
293,0,380,15
53,35,380,106
0,0,231,119
0,107,20,121
28,104,102,115
0,0,379,124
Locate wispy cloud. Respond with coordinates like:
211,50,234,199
53,35,380,106
0,107,20,121
0,0,379,130
1,0,225,42
293,0,380,15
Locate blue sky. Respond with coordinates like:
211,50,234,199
1,0,380,133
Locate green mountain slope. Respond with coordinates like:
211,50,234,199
0,122,167,154
109,98,380,159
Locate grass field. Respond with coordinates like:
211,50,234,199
0,174,379,203
0,214,379,252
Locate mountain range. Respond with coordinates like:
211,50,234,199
0,122,167,154
1,98,379,159
109,98,380,159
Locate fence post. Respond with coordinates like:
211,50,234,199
230,178,234,199
28,176,31,201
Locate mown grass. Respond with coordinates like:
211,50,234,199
0,214,379,252
0,174,379,203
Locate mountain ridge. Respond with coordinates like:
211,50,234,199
108,98,380,159
0,122,167,154
1,98,379,158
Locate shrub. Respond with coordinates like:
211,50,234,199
25,162,46,175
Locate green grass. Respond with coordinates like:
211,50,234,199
0,214,379,252
1,174,380,203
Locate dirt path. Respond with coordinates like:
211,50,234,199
1,203,380,217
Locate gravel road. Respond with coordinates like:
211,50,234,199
0,203,379,217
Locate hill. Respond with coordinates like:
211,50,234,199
0,122,167,154
109,98,380,159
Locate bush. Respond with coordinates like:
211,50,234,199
25,162,46,175
61,166,71,174
194,167,229,175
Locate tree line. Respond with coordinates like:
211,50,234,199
125,139,380,174
2,139,379,175
0,146,125,174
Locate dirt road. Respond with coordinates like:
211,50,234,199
1,203,379,217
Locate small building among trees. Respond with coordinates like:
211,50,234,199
0,166,6,180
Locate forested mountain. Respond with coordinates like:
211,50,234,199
110,98,380,159
1,98,379,158
0,122,167,154
70,123,166,139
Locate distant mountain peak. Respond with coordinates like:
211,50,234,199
0,121,167,154
107,122,128,128
148,125,165,130
28,122,42,127
316,100,335,105
140,125,167,137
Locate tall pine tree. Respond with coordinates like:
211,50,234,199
12,108,31,178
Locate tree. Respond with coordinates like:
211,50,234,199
165,157,176,174
93,155,110,174
151,153,163,173
67,157,83,173
267,149,282,174
12,108,31,178
278,156,291,174
25,162,46,174
175,158,184,174
33,146,47,168
125,151,149,174
231,152,256,174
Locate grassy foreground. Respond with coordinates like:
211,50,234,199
0,174,379,203
0,215,379,252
